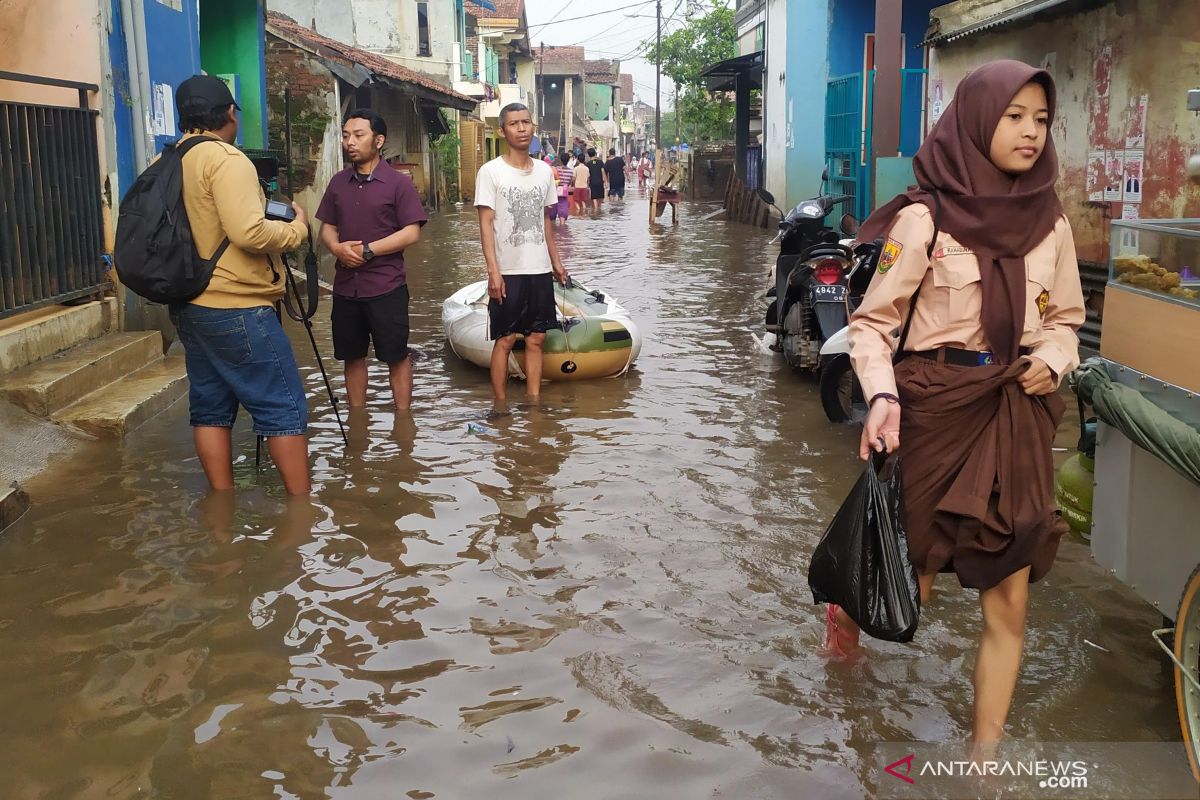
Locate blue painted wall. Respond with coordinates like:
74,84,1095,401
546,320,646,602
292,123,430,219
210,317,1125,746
783,0,832,209
142,0,202,153
828,0,872,80
108,0,136,200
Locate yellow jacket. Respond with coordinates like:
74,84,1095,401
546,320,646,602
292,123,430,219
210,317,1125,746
178,132,307,308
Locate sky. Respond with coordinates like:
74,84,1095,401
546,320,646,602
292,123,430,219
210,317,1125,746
519,0,729,110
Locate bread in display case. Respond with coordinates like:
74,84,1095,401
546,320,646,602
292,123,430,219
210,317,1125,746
1109,218,1200,304
1101,218,1200,394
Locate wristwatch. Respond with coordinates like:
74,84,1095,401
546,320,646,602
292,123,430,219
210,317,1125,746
361,242,375,261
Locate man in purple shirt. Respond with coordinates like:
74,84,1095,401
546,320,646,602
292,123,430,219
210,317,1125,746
316,109,428,410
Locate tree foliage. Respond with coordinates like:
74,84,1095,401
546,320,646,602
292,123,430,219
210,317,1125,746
642,5,736,143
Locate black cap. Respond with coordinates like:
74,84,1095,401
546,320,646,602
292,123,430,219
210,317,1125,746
175,74,239,118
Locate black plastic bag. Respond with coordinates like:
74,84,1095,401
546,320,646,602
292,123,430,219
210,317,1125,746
808,452,921,643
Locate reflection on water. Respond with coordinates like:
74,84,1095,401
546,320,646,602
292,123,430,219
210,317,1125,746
0,200,1187,797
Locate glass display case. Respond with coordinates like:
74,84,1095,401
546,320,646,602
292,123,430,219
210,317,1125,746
1103,218,1200,395
1109,218,1200,307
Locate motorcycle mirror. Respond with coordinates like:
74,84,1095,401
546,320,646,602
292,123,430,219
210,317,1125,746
755,187,776,206
840,213,860,236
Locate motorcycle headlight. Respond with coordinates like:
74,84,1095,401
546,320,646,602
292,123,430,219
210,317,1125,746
801,204,823,217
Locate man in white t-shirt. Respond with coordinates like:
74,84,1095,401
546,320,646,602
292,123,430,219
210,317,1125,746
475,103,570,411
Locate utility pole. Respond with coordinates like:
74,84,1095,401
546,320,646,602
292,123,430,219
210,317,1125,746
654,0,662,150
674,79,680,146
538,42,545,147
650,0,662,224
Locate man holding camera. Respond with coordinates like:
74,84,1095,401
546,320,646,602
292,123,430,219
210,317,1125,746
172,75,312,496
316,110,427,411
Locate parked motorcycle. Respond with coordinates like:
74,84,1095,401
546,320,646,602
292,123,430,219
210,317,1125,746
816,245,878,423
757,179,876,422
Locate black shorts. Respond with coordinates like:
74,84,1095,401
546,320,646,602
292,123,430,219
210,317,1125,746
331,284,410,363
590,183,605,200
488,273,557,340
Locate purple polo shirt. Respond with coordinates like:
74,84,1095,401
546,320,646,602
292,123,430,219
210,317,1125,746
315,163,428,299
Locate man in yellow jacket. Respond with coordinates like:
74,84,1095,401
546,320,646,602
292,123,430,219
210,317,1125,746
172,75,312,495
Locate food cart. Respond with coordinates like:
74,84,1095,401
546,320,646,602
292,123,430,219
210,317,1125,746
1073,217,1200,782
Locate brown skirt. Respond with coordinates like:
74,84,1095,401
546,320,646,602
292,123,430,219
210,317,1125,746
895,356,1068,591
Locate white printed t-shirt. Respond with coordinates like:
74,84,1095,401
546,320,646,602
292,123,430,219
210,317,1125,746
474,157,557,275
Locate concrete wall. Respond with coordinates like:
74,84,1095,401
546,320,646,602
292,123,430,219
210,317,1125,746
0,0,105,107
584,83,615,122
762,0,788,206
268,0,460,84
200,0,269,149
928,0,1200,263
783,0,831,209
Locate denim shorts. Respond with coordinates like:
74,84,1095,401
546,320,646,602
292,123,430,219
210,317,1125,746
173,304,308,437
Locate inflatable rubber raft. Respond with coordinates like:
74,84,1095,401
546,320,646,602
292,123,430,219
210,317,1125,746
442,280,641,381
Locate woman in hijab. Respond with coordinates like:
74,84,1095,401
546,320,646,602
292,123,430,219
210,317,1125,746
834,60,1086,748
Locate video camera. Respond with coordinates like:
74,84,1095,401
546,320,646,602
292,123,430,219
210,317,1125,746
245,151,297,222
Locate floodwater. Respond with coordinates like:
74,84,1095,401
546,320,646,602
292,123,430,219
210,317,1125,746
0,196,1189,799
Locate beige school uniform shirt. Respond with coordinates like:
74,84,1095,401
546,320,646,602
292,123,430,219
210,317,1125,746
848,203,1086,400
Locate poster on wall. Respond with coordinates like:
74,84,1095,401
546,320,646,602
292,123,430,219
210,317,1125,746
1087,149,1106,201
151,83,176,137
930,78,945,125
1126,95,1149,149
1123,149,1144,203
1122,203,1140,220
1104,150,1126,202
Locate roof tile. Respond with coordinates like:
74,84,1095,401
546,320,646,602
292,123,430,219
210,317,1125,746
265,11,474,107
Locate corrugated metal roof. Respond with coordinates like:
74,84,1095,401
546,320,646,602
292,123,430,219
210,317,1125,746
923,0,1078,46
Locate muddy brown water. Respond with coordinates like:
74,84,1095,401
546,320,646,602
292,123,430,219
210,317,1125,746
0,200,1188,798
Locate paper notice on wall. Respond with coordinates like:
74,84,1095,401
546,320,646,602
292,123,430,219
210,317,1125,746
1040,52,1057,81
1123,148,1144,202
151,82,176,136
1122,202,1140,220
1126,94,1149,149
1087,149,1106,201
1104,150,1125,201
1095,44,1112,100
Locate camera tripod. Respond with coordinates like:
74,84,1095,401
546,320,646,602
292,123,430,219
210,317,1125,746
255,234,348,470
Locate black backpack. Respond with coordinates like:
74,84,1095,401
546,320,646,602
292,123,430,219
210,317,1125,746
115,136,230,305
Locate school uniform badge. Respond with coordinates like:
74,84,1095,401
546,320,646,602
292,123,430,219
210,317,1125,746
878,238,903,274
1037,289,1050,316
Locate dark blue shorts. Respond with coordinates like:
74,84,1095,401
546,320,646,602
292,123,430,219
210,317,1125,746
174,304,308,437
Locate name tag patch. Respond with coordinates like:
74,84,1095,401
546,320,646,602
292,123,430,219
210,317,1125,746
934,245,975,258
878,238,903,274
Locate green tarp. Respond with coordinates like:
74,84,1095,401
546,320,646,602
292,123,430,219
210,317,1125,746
1071,358,1200,487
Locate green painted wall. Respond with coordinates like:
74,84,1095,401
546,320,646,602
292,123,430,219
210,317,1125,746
585,83,614,121
200,0,267,149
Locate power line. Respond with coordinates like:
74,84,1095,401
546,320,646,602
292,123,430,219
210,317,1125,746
528,1,654,31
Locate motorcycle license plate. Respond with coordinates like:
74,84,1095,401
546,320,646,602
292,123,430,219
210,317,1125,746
810,284,847,301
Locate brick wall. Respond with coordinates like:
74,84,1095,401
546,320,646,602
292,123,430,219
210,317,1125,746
264,35,338,193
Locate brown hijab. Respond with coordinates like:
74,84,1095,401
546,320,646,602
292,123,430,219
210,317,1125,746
858,60,1064,364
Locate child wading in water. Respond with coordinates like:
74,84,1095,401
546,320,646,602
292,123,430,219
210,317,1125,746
839,60,1085,754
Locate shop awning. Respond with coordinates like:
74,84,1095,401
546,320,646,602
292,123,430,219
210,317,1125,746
923,0,1095,46
466,0,498,11
700,51,763,93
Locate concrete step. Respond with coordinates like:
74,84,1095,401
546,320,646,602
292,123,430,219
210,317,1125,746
0,331,163,416
0,298,117,375
0,482,30,534
55,356,188,437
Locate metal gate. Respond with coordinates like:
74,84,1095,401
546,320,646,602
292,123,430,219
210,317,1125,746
0,71,106,319
825,68,928,223
825,72,869,222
